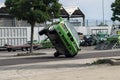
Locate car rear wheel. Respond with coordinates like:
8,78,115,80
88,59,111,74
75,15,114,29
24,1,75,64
54,51,60,58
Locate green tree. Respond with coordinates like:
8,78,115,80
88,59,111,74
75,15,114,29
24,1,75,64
111,0,120,21
5,0,61,53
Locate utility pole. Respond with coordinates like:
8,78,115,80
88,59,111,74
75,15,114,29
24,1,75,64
102,0,105,25
51,12,54,24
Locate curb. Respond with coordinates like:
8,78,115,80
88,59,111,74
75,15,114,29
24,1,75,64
111,59,120,65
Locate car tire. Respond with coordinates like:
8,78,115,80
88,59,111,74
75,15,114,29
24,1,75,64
7,48,12,52
64,51,77,58
54,51,60,57
39,29,47,35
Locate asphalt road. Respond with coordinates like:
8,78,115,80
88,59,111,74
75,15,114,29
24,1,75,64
0,49,120,66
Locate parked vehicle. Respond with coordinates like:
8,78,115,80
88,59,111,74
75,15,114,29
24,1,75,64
39,17,80,57
96,32,108,43
80,35,98,46
0,46,7,51
40,38,54,48
107,34,120,43
5,40,41,52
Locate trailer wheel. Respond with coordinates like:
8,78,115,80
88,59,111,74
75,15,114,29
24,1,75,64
54,52,60,58
7,48,12,52
26,47,30,51
21,48,25,51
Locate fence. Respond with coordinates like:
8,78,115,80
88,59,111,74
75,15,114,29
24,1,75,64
85,19,114,27
0,18,116,27
0,27,46,46
0,27,27,46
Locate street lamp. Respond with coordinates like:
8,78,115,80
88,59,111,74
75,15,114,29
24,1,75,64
102,0,105,25
51,12,54,24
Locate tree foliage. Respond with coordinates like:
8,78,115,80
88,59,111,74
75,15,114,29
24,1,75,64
5,0,61,53
111,0,120,21
5,0,61,25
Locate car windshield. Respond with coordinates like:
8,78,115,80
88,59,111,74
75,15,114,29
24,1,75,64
65,22,80,44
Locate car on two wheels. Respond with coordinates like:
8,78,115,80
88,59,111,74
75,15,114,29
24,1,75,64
39,18,81,58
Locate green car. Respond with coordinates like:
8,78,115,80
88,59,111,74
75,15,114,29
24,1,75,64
40,38,54,48
96,33,108,42
39,18,80,57
107,34,120,43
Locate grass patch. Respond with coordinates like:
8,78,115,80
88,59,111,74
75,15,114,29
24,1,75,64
91,59,113,65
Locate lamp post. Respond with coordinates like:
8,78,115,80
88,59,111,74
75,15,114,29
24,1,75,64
102,0,105,25
51,12,54,24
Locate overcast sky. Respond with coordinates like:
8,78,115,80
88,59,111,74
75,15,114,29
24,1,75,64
0,0,115,20
59,0,115,20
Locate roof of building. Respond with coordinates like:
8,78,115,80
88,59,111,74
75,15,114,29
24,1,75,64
0,6,85,19
59,7,85,18
0,7,13,18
